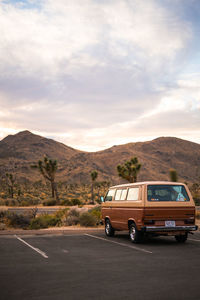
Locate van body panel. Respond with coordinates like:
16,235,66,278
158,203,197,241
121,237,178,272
144,206,195,221
101,181,198,237
143,206,195,230
103,206,144,230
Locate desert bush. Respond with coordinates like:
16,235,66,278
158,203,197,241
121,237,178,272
0,210,6,219
0,192,7,199
60,199,72,206
71,198,82,206
0,180,109,207
193,196,200,206
79,212,97,227
60,198,83,206
0,210,6,227
29,214,60,229
19,198,40,206
4,199,19,206
88,206,101,222
0,223,6,230
54,208,69,219
5,212,31,229
63,208,80,226
20,200,30,206
0,199,5,205
43,199,57,206
65,215,79,226
69,208,80,217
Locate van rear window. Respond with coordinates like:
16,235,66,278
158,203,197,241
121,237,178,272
147,185,190,202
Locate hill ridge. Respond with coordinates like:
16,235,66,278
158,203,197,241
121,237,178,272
0,131,200,184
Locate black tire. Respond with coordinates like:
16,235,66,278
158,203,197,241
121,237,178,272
105,219,115,237
175,233,188,243
129,223,142,243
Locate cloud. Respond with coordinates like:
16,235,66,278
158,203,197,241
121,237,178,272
0,0,199,150
0,0,190,75
0,0,102,76
104,0,190,58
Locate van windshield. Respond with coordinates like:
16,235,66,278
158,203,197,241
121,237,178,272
104,189,115,202
147,185,190,202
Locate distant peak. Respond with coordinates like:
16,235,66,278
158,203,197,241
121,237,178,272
1,130,40,143
153,136,177,141
17,130,33,136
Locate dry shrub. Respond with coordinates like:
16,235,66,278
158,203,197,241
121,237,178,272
29,214,60,229
64,208,80,226
79,212,97,227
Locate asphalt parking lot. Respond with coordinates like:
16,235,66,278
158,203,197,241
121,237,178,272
1,230,200,300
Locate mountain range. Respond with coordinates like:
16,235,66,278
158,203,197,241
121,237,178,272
0,130,200,184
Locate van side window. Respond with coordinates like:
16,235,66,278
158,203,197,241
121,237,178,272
127,187,139,201
114,189,127,201
115,189,122,200
121,189,127,200
105,189,115,202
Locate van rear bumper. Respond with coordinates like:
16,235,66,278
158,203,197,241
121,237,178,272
141,225,198,233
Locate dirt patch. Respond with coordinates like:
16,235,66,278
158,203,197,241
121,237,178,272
0,225,104,236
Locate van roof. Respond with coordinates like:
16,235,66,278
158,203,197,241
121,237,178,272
110,181,186,189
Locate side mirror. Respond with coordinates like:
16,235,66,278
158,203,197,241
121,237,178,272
100,196,104,203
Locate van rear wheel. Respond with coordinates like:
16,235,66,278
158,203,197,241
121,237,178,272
175,233,188,243
129,223,142,243
105,220,115,237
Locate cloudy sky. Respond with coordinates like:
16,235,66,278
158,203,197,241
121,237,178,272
0,0,200,151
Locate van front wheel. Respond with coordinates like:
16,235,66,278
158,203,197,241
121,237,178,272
129,223,142,243
105,220,115,237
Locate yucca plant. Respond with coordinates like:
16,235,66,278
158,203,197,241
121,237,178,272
90,170,98,204
169,168,178,182
5,173,16,198
31,156,59,201
117,157,142,183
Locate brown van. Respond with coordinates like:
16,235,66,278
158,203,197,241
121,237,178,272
101,181,198,243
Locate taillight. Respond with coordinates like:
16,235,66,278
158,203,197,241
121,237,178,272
185,219,194,224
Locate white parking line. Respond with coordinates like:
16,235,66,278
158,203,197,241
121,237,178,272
15,235,48,259
84,234,152,254
188,238,200,242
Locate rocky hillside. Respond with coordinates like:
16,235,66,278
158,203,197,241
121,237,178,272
0,131,199,184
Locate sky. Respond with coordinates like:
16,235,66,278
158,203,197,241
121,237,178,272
0,0,200,151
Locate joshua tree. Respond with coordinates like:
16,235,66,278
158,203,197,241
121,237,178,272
169,168,178,182
5,173,16,198
117,157,142,183
31,156,59,201
90,170,98,204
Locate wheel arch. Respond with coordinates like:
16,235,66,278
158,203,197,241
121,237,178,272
128,219,137,229
105,216,111,222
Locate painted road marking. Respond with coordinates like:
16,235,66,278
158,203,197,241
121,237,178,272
15,235,48,259
17,234,85,238
84,234,152,254
188,238,200,242
62,249,69,253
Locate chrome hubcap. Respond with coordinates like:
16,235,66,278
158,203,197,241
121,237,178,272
130,227,136,241
106,223,110,234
